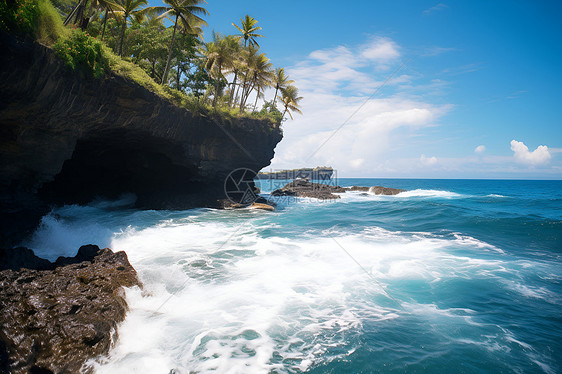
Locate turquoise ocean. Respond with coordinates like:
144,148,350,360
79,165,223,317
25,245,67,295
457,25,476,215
25,179,562,373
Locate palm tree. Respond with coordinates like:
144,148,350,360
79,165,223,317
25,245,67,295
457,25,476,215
238,48,273,112
272,67,294,104
223,38,242,108
113,0,164,56
251,56,274,111
232,15,264,48
94,0,120,41
279,85,303,120
203,33,235,106
160,0,208,85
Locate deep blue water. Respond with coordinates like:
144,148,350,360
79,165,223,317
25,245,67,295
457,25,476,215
27,179,562,373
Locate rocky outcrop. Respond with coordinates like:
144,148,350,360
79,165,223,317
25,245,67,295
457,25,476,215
346,185,405,195
271,180,406,200
0,33,283,247
0,245,140,373
271,179,346,200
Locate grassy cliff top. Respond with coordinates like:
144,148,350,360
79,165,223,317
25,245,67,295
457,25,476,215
0,0,281,127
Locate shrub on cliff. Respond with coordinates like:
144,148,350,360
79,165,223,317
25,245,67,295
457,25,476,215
0,0,66,44
54,30,109,78
1,0,40,35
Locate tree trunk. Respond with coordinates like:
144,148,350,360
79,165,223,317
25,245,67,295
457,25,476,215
161,14,179,85
273,86,279,105
240,80,255,112
239,78,248,112
213,62,222,107
118,17,127,56
176,62,181,89
101,8,109,41
229,70,238,108
253,86,260,111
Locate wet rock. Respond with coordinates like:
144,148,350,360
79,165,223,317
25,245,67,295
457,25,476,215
367,186,405,195
271,179,346,200
0,245,140,373
345,186,404,195
346,186,370,192
271,180,406,200
250,202,275,211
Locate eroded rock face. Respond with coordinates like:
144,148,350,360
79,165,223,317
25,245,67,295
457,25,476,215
367,186,405,195
346,185,405,195
0,245,140,374
271,180,406,200
271,179,346,200
0,33,283,247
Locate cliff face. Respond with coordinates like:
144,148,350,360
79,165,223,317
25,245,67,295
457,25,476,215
0,33,283,246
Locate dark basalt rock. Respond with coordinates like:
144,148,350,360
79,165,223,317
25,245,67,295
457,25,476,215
0,245,140,374
368,186,405,195
346,185,405,195
271,179,346,200
271,180,406,200
0,33,283,247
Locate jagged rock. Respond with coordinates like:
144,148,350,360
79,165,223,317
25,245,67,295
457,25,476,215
0,245,140,374
0,33,282,247
346,186,370,192
367,186,405,195
270,181,406,200
271,179,346,200
251,202,275,211
345,186,404,195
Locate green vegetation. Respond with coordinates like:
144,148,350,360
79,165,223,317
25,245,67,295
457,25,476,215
53,30,108,77
1,0,67,42
1,0,302,126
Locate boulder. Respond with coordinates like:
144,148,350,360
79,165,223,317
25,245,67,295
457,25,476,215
0,245,140,374
368,186,405,195
251,202,275,211
271,179,345,200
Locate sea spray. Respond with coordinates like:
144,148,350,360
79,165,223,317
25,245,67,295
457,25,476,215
27,179,562,373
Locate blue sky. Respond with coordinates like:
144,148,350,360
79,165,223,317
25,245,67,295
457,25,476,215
174,0,562,178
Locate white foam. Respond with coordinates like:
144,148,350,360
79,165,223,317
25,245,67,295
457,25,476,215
23,202,554,373
396,189,463,198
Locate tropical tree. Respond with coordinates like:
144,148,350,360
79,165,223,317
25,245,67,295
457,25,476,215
237,47,273,112
272,67,294,104
223,38,242,108
232,14,263,48
160,0,208,84
203,33,235,106
126,15,168,79
112,0,163,56
279,85,303,119
85,0,121,40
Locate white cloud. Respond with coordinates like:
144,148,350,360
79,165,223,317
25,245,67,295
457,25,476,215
474,145,486,154
350,158,364,169
360,37,400,62
421,46,457,57
423,3,448,16
420,154,438,166
267,36,451,176
510,140,551,165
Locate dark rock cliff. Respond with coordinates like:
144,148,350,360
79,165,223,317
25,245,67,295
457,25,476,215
0,33,283,247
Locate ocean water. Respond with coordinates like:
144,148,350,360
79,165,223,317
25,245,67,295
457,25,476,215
24,179,562,373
